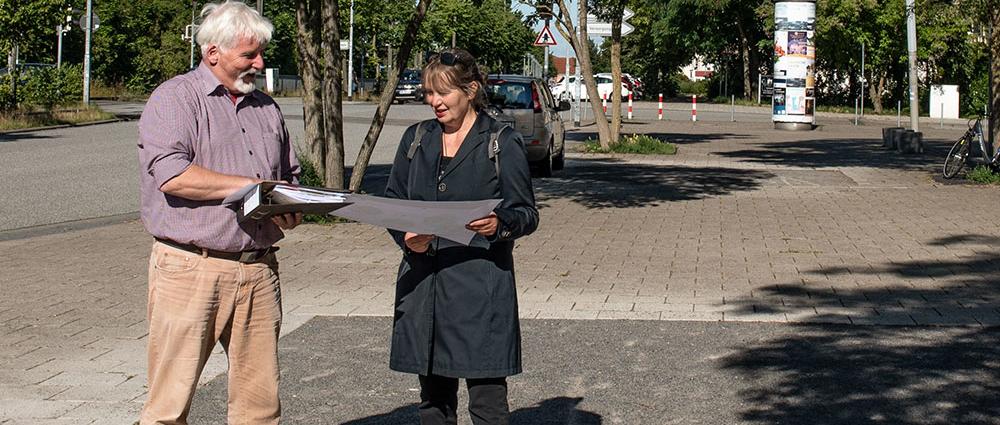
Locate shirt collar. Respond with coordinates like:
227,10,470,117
194,62,260,102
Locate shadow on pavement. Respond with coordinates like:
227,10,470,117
0,132,54,143
721,326,1000,424
566,131,750,145
342,397,601,424
715,137,953,171
720,234,1000,424
534,157,774,209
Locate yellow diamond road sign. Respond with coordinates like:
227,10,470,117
533,25,557,47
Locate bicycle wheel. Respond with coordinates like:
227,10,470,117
943,136,970,179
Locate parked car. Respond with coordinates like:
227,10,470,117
394,69,423,103
549,74,631,102
486,74,570,177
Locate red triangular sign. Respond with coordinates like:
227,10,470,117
533,25,557,46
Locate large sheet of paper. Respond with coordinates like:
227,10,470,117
332,195,501,246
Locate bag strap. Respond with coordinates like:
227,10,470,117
406,120,435,160
488,123,509,180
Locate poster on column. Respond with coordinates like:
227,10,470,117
772,1,816,126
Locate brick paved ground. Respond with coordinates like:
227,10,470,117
2,117,999,423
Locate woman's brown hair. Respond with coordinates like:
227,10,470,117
422,48,488,111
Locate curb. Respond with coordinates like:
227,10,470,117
0,118,125,135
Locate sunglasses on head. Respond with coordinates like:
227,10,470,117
439,51,457,66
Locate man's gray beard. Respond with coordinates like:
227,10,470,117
234,70,258,94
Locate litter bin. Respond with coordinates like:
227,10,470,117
882,127,904,149
898,130,923,154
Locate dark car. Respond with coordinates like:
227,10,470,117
394,69,423,103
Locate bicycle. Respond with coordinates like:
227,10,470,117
942,115,999,179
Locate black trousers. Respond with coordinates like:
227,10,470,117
418,374,509,425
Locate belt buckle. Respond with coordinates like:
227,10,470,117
238,250,259,263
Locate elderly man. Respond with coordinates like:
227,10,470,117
136,2,300,424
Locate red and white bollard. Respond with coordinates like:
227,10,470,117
691,95,698,122
627,92,633,120
658,93,663,120
602,93,607,114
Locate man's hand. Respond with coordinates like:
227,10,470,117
404,232,434,253
466,212,498,237
271,212,303,230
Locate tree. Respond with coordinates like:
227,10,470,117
591,0,627,145
348,0,433,192
552,0,613,148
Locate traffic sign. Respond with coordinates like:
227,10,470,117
78,13,100,31
586,7,634,37
533,25,557,46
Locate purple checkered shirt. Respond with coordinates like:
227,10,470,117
138,63,300,252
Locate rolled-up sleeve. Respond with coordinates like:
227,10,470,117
138,84,197,190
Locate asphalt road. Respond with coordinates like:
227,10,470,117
189,316,1000,424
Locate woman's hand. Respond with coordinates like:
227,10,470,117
404,232,434,253
466,212,498,237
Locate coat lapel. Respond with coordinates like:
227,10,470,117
440,113,491,181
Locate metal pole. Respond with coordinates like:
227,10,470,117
543,46,548,78
573,28,581,127
757,73,762,104
860,41,865,119
189,1,196,70
83,0,93,104
906,0,919,131
897,100,901,127
348,0,355,99
731,95,735,122
57,25,63,68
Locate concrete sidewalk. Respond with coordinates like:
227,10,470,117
2,118,999,423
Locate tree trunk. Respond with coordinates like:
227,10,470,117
321,0,345,189
552,0,612,148
348,0,432,192
738,21,752,99
868,70,886,114
990,8,999,148
294,0,325,180
610,8,623,145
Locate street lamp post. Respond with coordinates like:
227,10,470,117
83,0,93,104
348,0,355,100
905,0,919,131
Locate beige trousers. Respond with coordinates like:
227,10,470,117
140,241,282,425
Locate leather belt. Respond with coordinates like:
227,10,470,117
155,238,277,264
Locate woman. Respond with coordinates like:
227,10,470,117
383,48,539,425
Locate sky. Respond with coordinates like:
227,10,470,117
511,0,606,59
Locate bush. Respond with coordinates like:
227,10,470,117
673,73,708,97
966,165,1000,185
1,65,84,110
583,133,678,155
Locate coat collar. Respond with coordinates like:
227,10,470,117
439,112,492,181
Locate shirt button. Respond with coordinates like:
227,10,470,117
248,150,253,155
438,182,447,192
256,173,261,178
241,128,246,133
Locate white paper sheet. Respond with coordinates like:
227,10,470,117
332,195,501,246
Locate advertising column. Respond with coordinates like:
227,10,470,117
772,0,816,130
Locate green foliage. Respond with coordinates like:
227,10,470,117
584,133,678,155
0,0,63,58
420,0,535,73
0,65,83,110
673,73,706,96
20,65,84,109
966,165,1000,185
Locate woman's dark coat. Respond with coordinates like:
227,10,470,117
383,113,538,378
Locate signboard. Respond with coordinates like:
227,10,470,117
533,25,557,46
761,76,774,98
586,8,634,37
772,1,816,127
339,40,349,51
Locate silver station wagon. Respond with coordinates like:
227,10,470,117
486,74,570,177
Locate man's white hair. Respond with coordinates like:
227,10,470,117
196,1,273,56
